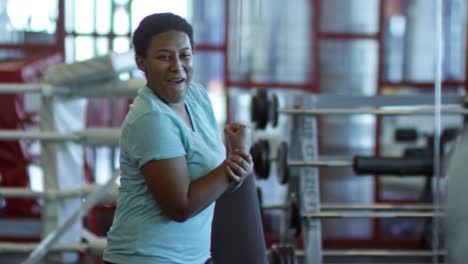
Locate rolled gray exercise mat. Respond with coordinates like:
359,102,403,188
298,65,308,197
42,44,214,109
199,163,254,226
444,126,468,264
211,174,268,264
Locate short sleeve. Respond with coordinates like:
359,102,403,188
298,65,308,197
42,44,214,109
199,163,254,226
128,112,186,169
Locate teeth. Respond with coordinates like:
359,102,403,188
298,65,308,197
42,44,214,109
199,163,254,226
169,78,184,84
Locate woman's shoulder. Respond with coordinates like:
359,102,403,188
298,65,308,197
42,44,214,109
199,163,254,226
189,82,209,97
124,89,173,127
188,82,211,106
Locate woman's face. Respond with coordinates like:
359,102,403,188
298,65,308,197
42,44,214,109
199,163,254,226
136,31,193,105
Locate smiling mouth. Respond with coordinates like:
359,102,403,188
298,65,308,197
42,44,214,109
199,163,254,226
168,78,185,85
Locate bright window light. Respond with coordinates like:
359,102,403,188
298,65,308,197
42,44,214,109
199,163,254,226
131,0,190,31
6,0,58,33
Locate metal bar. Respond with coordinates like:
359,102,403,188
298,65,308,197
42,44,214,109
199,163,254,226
289,159,353,167
280,106,468,116
0,128,120,147
81,229,99,242
22,172,118,264
317,32,378,40
56,0,65,58
0,242,88,253
321,203,436,211
227,80,317,91
302,211,443,219
313,94,463,109
261,204,289,210
297,249,446,257
0,83,47,94
262,203,437,211
272,248,446,258
66,31,131,38
0,130,78,142
0,44,57,51
381,80,465,88
0,185,98,199
0,80,143,98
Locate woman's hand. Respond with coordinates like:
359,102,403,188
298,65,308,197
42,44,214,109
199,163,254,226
225,149,253,185
224,123,252,152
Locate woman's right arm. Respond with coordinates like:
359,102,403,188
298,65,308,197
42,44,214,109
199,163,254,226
141,149,252,222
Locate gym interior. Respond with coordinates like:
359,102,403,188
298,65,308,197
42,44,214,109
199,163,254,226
0,0,466,263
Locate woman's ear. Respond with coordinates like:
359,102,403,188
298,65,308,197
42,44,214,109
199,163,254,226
135,55,145,72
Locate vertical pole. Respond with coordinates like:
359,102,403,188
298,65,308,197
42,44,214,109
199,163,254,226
465,1,468,94
295,92,322,263
56,0,66,61
373,0,385,243
224,0,232,123
40,93,86,262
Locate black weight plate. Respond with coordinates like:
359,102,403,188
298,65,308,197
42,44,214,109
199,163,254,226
250,141,263,177
261,140,271,179
251,89,269,130
276,141,290,185
288,198,302,238
250,140,271,179
269,93,279,128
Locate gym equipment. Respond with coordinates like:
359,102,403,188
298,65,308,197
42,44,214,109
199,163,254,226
251,89,468,130
250,140,433,183
261,202,435,211
211,174,268,264
269,245,445,262
269,244,297,264
302,211,442,219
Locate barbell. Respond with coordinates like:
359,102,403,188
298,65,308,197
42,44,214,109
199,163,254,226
259,196,442,238
302,211,442,219
250,140,433,184
269,244,445,264
261,202,436,211
251,89,468,130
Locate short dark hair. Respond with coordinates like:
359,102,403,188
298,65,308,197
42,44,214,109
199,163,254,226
132,13,194,58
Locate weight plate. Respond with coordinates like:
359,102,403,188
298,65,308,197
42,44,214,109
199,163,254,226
276,141,290,185
260,140,271,179
250,140,271,179
270,245,282,264
288,197,302,238
251,89,269,130
269,93,279,128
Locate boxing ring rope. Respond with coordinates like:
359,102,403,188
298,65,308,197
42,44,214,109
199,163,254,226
0,184,118,200
0,51,140,263
0,128,120,146
0,79,142,98
21,172,118,264
0,242,89,254
0,83,49,94
0,228,108,256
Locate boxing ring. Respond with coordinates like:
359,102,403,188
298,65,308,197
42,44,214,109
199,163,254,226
0,51,139,263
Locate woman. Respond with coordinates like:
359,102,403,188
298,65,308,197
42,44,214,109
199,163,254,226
103,13,253,264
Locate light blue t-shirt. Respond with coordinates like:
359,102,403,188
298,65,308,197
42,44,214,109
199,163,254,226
103,83,226,264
